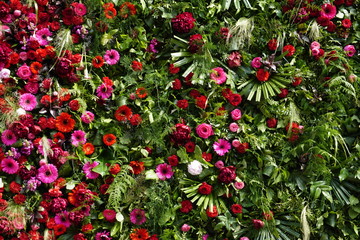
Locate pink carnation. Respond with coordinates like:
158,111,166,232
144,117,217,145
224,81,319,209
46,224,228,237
210,67,227,84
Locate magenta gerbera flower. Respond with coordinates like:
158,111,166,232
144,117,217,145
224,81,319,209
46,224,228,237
19,93,37,111
35,28,53,46
71,130,87,147
55,211,71,228
320,4,337,20
1,158,19,174
82,161,100,179
155,163,174,180
104,49,120,65
210,67,227,84
1,129,17,146
213,139,231,156
37,164,58,183
130,208,146,225
81,111,95,124
96,83,113,100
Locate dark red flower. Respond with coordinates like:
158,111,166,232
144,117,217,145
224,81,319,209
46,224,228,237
267,39,278,51
278,88,289,98
252,219,265,229
256,69,270,82
218,166,236,184
180,200,193,213
131,60,143,71
172,79,182,90
129,161,145,175
282,45,295,57
195,95,207,109
188,34,204,53
206,206,218,218
202,152,212,162
119,2,137,18
184,141,195,153
230,204,243,214
266,118,277,128
235,142,249,154
114,105,133,121
171,12,196,33
167,155,179,166
342,19,352,28
198,182,213,195
228,93,242,106
170,123,191,146
130,114,142,126
177,99,188,109
169,64,180,74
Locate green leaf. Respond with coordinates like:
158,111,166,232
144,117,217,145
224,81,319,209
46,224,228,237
348,208,359,219
350,195,359,206
92,162,108,177
322,191,333,203
339,168,349,182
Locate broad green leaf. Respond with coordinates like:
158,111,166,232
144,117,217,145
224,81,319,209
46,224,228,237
339,168,349,182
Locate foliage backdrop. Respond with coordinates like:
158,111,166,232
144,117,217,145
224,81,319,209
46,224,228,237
0,0,359,239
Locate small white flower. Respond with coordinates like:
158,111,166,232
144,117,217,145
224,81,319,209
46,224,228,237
16,108,26,116
0,68,10,79
187,160,203,175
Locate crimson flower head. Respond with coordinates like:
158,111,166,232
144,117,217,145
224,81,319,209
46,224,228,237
282,44,296,57
188,34,204,53
252,219,265,229
119,2,137,18
171,12,196,33
180,200,193,213
198,182,213,195
256,69,270,82
218,166,236,184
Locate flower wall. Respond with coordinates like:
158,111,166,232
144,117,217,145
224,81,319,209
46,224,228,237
0,0,359,239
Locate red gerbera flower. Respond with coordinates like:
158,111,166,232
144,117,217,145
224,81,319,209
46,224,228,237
130,114,142,126
104,7,117,19
129,161,145,175
119,2,137,18
92,56,105,68
55,112,76,133
114,105,133,121
82,143,95,155
130,228,149,240
135,87,147,99
53,224,67,236
103,134,116,146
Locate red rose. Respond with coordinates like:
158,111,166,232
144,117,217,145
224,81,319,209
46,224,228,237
266,118,277,128
172,79,182,90
188,34,204,53
256,69,270,82
282,45,295,57
169,64,180,74
198,182,213,195
109,164,121,175
177,99,188,109
180,200,193,213
267,39,278,51
184,141,195,153
228,93,242,106
278,88,289,98
342,19,352,28
131,60,143,71
167,155,179,166
230,204,243,214
235,142,249,154
195,95,207,109
218,166,236,184
206,206,218,218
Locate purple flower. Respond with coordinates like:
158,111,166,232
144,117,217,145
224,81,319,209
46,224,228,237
71,130,87,147
81,111,95,124
96,83,113,100
35,28,52,46
344,45,356,57
95,231,112,240
55,211,71,228
147,39,160,53
37,164,58,183
251,57,262,68
213,139,231,156
0,158,19,174
130,208,146,225
82,161,100,179
155,163,174,180
210,67,227,84
26,177,41,191
104,49,120,65
1,129,17,146
19,93,37,111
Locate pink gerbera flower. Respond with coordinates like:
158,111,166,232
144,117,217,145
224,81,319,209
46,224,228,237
81,111,95,124
155,163,174,180
320,4,337,20
210,67,227,84
130,208,146,225
19,93,37,111
213,139,231,156
37,164,58,183
1,129,17,146
1,158,19,174
35,28,52,46
96,83,113,100
71,130,87,147
104,49,120,65
72,3,87,16
55,211,71,228
82,161,100,179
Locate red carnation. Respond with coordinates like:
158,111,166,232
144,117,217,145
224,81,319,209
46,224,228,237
218,166,236,184
188,34,204,53
171,12,196,33
167,155,179,166
230,204,243,214
278,88,289,98
206,206,218,218
267,39,278,51
169,64,180,74
177,99,188,109
131,60,143,71
235,142,249,154
195,95,207,109
198,182,213,195
342,19,352,28
228,93,242,106
282,45,295,57
180,200,193,213
252,219,265,229
266,118,277,128
256,69,270,82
